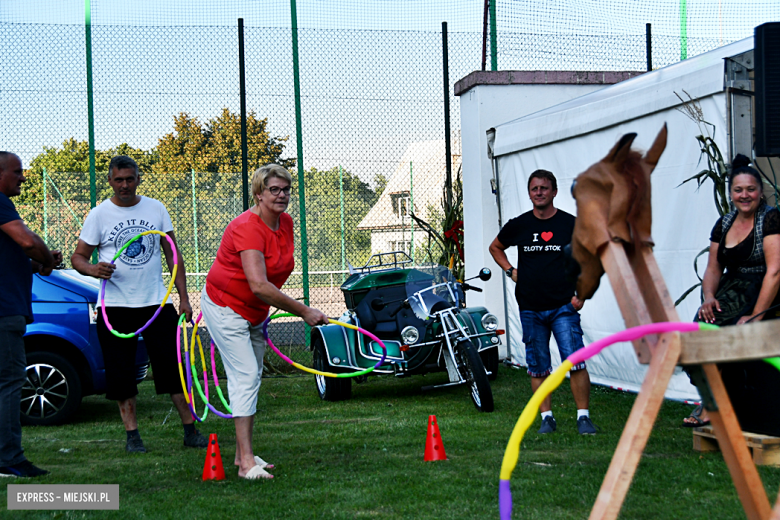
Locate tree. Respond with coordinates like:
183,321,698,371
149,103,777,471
19,138,153,223
289,166,379,271
19,109,295,272
373,173,388,199
149,109,297,270
151,109,295,206
154,109,294,175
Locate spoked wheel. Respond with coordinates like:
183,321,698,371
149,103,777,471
312,334,351,401
456,339,494,412
21,352,83,426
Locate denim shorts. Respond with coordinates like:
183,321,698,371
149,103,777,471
519,302,586,378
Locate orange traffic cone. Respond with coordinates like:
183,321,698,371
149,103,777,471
424,415,447,461
202,433,225,481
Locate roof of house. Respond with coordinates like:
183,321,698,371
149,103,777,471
358,137,462,231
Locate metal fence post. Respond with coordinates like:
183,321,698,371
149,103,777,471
339,164,345,283
43,167,48,244
410,161,414,262
191,169,201,291
481,0,489,71
238,18,249,212
442,22,452,213
489,0,498,71
680,0,688,60
290,0,311,345
646,23,652,71
84,0,97,263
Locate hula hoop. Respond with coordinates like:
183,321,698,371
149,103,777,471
176,313,233,421
100,230,178,339
191,313,232,418
498,321,720,520
176,314,208,422
262,312,387,378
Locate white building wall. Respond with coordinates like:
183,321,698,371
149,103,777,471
456,73,636,358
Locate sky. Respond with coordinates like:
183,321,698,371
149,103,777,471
1,0,777,186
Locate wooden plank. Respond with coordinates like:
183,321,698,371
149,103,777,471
588,331,681,520
692,430,720,452
703,363,772,520
694,426,780,446
631,246,680,320
693,426,780,466
601,242,654,363
628,247,681,361
679,319,780,364
753,443,780,466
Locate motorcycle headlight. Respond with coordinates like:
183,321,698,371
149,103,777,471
481,313,499,331
401,326,420,345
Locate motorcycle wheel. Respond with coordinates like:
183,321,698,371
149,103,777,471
456,340,494,412
312,334,351,402
480,346,499,381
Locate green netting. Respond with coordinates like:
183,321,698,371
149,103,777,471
2,0,778,363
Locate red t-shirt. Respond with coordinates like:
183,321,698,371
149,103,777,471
206,210,295,325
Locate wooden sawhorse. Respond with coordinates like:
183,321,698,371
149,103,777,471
589,239,780,520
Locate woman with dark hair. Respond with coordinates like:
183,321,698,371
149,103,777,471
683,154,780,426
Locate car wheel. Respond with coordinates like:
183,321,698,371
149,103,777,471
21,352,83,426
480,346,499,381
312,334,351,401
456,339,494,412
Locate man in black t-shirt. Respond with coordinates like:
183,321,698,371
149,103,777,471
489,169,596,435
0,152,61,477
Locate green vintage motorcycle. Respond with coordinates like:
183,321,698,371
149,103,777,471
311,252,502,412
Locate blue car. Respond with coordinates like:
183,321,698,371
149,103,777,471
22,269,149,425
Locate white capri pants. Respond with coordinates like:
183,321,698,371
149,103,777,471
200,285,266,417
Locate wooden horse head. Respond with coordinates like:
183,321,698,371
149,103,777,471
570,124,668,300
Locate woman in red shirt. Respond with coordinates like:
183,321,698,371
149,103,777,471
201,164,329,480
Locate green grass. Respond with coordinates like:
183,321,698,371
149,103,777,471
4,366,779,519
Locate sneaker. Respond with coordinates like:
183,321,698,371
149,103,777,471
538,415,557,434
126,436,147,453
0,460,49,478
577,416,597,435
183,428,208,448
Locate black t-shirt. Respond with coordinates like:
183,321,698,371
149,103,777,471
0,193,33,321
497,209,576,312
710,207,780,270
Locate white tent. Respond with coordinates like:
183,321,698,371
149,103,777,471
489,37,755,401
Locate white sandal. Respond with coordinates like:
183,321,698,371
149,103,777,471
242,465,273,480
254,456,275,470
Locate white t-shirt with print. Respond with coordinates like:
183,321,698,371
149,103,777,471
80,196,175,307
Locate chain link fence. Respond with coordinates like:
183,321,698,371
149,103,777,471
3,0,777,372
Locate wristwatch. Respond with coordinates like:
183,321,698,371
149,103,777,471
505,267,515,278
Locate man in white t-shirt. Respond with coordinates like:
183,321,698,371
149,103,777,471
71,156,206,453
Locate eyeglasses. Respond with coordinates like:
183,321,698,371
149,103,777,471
266,186,292,196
